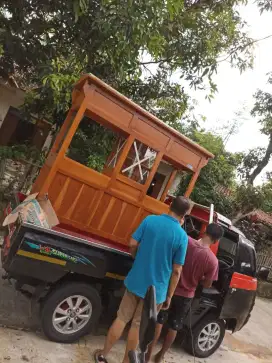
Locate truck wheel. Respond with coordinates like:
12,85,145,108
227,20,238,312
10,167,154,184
41,282,101,343
185,315,225,358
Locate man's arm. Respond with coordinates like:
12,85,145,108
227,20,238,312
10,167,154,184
129,238,139,259
163,264,182,310
162,234,188,309
129,218,148,258
201,278,213,288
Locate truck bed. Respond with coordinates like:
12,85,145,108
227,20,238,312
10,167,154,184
1,220,133,286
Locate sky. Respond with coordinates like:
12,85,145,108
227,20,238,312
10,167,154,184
190,1,272,184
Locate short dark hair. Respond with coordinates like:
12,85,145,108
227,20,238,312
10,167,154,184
170,196,191,217
206,223,224,243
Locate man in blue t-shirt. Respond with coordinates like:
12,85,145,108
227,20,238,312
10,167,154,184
94,196,190,363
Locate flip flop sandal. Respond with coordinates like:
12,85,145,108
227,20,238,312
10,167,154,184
94,349,109,363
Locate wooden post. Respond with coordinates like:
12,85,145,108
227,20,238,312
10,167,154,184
160,169,177,202
184,170,200,198
38,98,88,195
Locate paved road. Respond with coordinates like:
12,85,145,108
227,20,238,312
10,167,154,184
0,268,271,362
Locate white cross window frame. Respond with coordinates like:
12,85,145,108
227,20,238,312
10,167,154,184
122,141,156,182
107,138,126,168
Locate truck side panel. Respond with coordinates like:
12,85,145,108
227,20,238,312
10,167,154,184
2,224,133,285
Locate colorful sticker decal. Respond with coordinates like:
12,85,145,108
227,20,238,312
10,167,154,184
25,241,96,267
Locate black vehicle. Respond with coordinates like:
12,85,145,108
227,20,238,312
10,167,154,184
1,198,257,358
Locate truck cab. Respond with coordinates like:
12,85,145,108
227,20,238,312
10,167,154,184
179,203,257,358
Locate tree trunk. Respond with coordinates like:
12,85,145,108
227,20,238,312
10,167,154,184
248,133,272,185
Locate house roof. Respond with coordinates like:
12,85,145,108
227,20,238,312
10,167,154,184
248,210,272,227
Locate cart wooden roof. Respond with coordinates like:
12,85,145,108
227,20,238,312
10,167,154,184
72,74,214,164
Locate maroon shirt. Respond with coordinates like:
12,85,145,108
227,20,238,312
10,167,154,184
175,237,219,298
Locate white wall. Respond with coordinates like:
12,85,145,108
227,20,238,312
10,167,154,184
156,162,182,199
0,83,25,127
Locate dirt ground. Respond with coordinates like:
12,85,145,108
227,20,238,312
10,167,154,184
0,321,271,363
0,259,271,363
0,287,271,363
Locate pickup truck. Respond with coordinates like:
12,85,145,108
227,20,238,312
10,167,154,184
1,193,257,359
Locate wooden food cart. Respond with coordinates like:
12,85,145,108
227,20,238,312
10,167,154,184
32,74,213,247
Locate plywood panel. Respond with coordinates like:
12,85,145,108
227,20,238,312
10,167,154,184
110,180,142,201
89,193,112,229
70,184,99,225
48,173,67,206
113,203,140,239
57,178,83,217
134,118,169,149
168,141,201,171
101,198,124,234
91,90,133,128
59,157,109,189
143,195,169,215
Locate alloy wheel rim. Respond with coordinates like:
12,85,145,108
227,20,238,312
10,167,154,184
52,295,92,335
197,322,221,352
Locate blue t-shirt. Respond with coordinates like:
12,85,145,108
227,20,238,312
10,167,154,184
124,214,188,304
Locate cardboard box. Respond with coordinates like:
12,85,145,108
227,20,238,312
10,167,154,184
2,193,59,229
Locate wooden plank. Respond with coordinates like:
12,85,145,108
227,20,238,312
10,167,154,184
168,141,201,171
133,118,169,149
71,184,99,225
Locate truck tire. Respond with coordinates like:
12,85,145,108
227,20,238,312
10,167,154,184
185,315,225,358
41,282,101,343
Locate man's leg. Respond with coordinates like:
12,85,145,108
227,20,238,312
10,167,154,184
123,324,140,363
145,323,163,362
101,317,127,357
154,329,177,363
122,298,143,363
155,296,192,363
94,290,136,362
145,306,167,362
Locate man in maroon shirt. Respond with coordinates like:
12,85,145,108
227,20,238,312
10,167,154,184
146,223,224,363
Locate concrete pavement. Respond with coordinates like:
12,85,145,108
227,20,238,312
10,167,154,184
0,266,271,362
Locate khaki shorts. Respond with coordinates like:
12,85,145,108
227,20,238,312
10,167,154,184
117,290,161,327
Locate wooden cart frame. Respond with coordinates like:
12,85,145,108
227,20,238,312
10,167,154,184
32,74,213,246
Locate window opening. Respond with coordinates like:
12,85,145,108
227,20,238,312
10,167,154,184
121,140,157,185
239,239,256,277
146,159,175,200
106,138,126,169
218,236,237,259
184,216,203,240
67,116,127,173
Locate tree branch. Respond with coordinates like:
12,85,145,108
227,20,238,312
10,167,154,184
248,134,272,185
217,34,272,64
140,34,272,70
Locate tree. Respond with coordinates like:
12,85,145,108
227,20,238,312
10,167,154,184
256,0,272,13
0,0,254,125
245,78,272,185
237,147,267,182
178,130,243,215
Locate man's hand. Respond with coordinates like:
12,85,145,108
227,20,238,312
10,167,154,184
162,296,171,310
129,238,139,258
